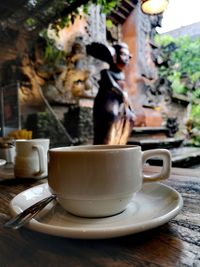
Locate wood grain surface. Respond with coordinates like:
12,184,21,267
0,164,199,267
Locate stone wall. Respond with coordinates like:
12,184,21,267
64,104,93,145
0,4,106,144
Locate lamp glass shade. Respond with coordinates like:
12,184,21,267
142,0,168,14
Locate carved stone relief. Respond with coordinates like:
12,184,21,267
41,4,107,104
85,4,107,44
136,5,158,81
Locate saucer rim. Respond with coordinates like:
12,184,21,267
9,182,183,239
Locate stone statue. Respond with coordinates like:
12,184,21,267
166,117,179,137
86,42,135,145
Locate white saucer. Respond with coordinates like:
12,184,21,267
9,182,183,239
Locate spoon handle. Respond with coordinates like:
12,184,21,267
4,194,56,230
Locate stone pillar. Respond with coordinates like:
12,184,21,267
122,3,163,127
85,4,107,44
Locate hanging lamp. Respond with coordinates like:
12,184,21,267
141,0,169,15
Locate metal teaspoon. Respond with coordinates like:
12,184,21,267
4,194,56,230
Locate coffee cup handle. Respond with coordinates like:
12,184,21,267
142,149,171,182
33,145,45,176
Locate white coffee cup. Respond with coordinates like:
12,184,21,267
14,139,50,179
48,145,171,217
0,146,15,163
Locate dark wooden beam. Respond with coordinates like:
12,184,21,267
108,0,137,25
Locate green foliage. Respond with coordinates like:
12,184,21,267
171,76,187,95
154,34,175,47
97,0,119,14
187,104,200,146
190,105,200,121
155,35,200,100
156,35,200,145
106,19,113,28
25,17,37,29
40,29,67,66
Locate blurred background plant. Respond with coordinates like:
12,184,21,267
155,34,200,145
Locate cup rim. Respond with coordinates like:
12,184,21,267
16,139,50,142
49,145,141,153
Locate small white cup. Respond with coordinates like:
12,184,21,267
48,145,171,217
0,146,15,163
14,139,50,179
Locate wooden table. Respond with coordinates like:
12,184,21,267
0,164,199,267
